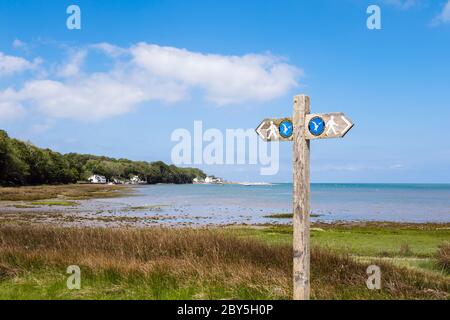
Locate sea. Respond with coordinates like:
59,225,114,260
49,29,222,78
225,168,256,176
92,183,450,225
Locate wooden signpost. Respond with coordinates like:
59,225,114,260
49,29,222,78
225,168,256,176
256,94,354,300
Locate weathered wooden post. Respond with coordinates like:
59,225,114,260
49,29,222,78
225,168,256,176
256,94,354,300
292,95,310,300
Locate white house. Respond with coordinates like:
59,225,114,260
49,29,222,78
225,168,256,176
204,176,223,184
88,174,107,184
204,176,214,183
130,175,145,184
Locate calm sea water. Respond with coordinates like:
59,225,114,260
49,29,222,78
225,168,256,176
93,183,450,225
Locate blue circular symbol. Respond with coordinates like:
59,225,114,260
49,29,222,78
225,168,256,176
279,120,293,138
308,117,325,136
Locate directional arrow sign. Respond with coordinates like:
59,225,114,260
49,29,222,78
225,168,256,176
305,112,353,140
256,113,353,141
255,117,293,141
256,96,355,301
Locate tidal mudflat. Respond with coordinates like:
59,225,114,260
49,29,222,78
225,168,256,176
1,183,450,227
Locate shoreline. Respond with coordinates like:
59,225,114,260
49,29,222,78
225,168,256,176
1,184,449,227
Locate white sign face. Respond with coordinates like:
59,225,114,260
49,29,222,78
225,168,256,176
256,118,293,142
305,113,353,139
257,113,353,142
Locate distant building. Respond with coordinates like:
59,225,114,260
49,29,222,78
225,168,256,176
204,176,213,183
193,177,205,183
204,176,223,184
130,175,146,184
88,175,107,184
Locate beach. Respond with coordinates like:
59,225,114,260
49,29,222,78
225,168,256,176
1,183,449,227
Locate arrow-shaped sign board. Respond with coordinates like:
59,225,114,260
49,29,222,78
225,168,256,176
256,113,353,141
305,113,353,140
255,117,293,142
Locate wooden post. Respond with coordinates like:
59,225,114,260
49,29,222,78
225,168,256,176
256,94,353,299
293,94,311,300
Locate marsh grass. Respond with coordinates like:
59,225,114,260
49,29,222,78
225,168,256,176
437,242,450,273
0,225,448,300
30,201,79,207
399,243,413,256
257,223,450,258
0,184,130,201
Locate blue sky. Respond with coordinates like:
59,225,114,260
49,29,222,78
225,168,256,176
0,0,449,183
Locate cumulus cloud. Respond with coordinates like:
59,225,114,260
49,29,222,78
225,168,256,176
0,51,40,77
0,43,302,121
130,43,301,105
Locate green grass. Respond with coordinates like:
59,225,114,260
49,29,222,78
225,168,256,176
0,269,269,300
228,222,450,276
29,201,78,207
232,223,450,257
310,224,449,258
0,223,448,300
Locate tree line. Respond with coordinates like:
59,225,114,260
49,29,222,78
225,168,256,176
0,130,206,186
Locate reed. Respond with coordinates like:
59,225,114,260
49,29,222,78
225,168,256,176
0,225,448,299
436,242,450,273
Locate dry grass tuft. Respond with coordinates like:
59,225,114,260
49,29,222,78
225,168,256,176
0,263,17,279
399,243,413,256
436,242,450,273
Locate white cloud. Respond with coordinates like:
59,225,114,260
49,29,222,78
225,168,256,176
432,0,450,25
0,51,40,76
57,49,87,78
0,101,24,121
0,88,25,121
16,78,147,120
91,42,127,57
130,43,301,105
12,39,27,50
0,43,302,120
